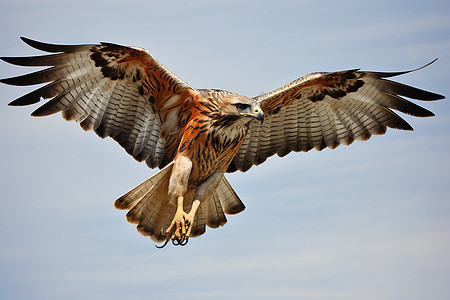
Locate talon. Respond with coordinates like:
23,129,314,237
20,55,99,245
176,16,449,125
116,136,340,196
162,197,200,248
159,227,167,238
180,237,189,246
155,239,170,249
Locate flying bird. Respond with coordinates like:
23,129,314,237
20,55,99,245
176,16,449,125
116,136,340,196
1,37,444,248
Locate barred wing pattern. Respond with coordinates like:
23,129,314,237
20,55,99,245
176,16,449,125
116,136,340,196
229,64,444,172
1,37,200,169
1,38,444,176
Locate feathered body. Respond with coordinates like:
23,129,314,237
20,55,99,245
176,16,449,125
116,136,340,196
116,89,259,242
179,92,247,180
0,38,444,246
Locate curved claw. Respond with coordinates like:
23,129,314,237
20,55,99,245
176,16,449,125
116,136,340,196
169,236,189,247
159,227,167,238
179,237,189,246
155,239,170,249
157,200,199,248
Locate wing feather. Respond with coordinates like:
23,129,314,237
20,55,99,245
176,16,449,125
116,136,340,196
229,63,444,173
1,37,202,169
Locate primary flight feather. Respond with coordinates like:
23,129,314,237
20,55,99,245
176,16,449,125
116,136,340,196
1,37,444,247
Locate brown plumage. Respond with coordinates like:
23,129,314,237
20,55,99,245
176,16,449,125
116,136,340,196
1,37,444,247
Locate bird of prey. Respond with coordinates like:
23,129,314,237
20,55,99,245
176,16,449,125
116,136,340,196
1,37,444,248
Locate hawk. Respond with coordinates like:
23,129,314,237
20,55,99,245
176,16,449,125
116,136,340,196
1,37,444,247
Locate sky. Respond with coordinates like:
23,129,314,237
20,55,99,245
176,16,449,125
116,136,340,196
0,0,449,299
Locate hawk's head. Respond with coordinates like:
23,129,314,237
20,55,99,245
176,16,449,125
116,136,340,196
196,90,264,130
218,94,264,126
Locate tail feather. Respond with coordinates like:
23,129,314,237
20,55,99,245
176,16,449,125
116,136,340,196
137,201,174,242
114,166,245,242
126,179,168,225
114,162,174,210
115,163,174,242
216,176,246,215
204,193,227,228
201,176,246,229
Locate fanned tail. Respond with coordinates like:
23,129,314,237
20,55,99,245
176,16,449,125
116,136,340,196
114,162,174,242
201,175,246,229
115,164,245,242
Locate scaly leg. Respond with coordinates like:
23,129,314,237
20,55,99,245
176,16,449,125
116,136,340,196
165,196,200,245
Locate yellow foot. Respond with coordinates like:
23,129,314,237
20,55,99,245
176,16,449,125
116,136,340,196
156,198,200,248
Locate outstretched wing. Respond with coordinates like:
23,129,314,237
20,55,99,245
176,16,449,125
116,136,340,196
1,37,202,169
229,62,444,172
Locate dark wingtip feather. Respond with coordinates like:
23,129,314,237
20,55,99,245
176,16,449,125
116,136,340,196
402,123,414,131
1,56,25,67
382,79,445,101
421,91,445,101
1,56,19,65
20,37,85,53
21,37,63,53
0,54,64,67
371,59,445,101
374,58,440,78
8,91,41,106
0,67,58,86
0,76,25,86
393,118,414,131
1,55,40,67
412,107,435,117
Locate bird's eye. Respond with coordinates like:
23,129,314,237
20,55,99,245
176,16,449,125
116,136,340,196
234,103,250,110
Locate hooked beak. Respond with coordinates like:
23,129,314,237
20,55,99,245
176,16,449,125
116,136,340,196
240,106,264,124
253,107,264,124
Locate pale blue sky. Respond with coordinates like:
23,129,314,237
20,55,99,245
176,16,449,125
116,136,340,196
1,1,449,299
